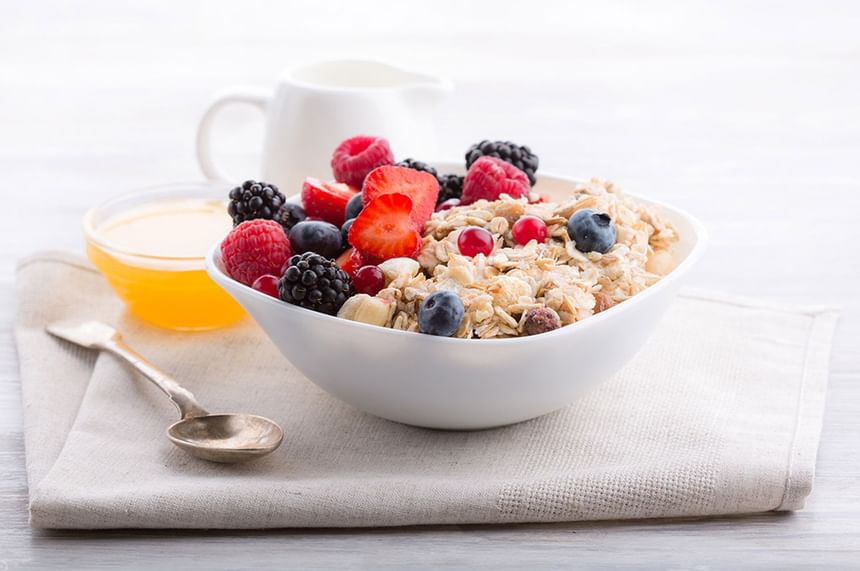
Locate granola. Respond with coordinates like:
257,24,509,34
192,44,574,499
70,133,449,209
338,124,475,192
376,178,679,339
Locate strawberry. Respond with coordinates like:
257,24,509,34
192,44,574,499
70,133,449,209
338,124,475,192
348,193,422,261
460,156,530,205
335,247,367,277
362,166,439,230
331,135,394,188
301,178,357,227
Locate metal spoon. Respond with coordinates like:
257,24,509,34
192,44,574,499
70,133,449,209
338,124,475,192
46,320,283,463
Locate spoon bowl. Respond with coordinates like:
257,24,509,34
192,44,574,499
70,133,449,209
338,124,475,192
167,413,284,463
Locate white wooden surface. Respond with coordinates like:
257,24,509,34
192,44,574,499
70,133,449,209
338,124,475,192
1,1,859,568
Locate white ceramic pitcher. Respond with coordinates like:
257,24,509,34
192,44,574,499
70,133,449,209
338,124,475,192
196,60,452,194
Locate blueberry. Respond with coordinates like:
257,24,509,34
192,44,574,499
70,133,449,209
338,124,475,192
566,208,616,253
345,192,364,221
278,202,306,231
289,220,343,259
418,291,465,337
341,218,355,249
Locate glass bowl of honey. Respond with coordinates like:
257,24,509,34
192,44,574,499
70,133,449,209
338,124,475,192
83,182,246,330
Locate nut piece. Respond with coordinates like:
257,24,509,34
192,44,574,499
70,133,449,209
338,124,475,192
378,257,421,284
337,294,393,327
522,307,562,336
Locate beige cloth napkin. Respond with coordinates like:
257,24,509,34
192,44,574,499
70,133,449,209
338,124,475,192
15,252,838,529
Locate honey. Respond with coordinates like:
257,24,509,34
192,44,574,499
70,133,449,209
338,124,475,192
86,196,245,330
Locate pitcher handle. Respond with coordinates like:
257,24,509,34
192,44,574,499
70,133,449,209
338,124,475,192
195,87,270,182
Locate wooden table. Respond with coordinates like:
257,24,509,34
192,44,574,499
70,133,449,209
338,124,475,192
2,1,858,568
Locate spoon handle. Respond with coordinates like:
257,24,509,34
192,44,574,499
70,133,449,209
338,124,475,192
103,336,209,419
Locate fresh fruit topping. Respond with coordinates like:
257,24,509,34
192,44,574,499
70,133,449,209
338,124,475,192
221,219,292,286
566,208,616,253
457,226,494,257
437,174,464,204
337,294,393,327
362,165,439,229
345,191,364,221
331,135,394,188
436,198,460,212
301,177,357,227
418,291,464,337
512,215,548,245
522,307,561,336
349,192,422,261
277,202,307,232
336,247,367,277
251,274,280,298
395,158,438,179
460,157,530,205
289,220,344,259
352,265,386,296
465,140,539,186
377,257,420,284
227,180,286,226
341,218,355,249
278,252,353,315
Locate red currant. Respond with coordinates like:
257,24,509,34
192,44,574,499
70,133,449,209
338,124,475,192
436,198,460,212
251,274,280,298
352,265,386,296
512,216,548,246
457,226,494,257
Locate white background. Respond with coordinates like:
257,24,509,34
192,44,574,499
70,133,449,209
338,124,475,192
1,1,858,568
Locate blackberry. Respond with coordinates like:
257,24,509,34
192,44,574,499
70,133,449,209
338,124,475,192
437,174,464,204
277,202,306,232
227,180,286,226
278,252,353,315
465,140,539,186
395,158,438,179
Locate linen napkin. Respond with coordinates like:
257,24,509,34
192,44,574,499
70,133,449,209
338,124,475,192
15,252,838,529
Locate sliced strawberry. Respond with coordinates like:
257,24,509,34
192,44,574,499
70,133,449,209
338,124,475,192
362,166,439,230
335,247,367,277
348,193,422,261
301,178,357,227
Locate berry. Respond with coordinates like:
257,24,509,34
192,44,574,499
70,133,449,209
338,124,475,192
352,265,386,296
457,226,494,257
289,220,344,259
348,193,422,261
362,165,439,230
227,180,286,225
465,140,539,186
395,158,438,179
522,307,561,336
220,219,292,286
418,291,464,337
277,202,306,232
437,173,464,204
345,191,364,221
436,198,460,212
301,178,356,227
279,252,353,315
335,247,367,277
512,215,548,245
331,135,394,188
341,218,355,249
461,157,530,205
251,274,280,298
567,208,617,254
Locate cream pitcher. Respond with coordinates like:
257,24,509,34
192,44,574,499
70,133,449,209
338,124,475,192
196,60,452,193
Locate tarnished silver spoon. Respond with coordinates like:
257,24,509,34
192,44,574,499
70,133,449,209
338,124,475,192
46,320,283,463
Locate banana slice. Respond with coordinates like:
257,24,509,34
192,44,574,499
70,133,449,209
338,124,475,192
378,258,420,284
337,294,393,327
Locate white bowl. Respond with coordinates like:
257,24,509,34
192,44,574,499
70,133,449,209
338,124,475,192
206,166,707,430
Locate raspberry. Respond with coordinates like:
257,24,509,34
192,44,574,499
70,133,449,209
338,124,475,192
331,135,394,188
465,140,539,186
460,157,530,205
220,219,292,286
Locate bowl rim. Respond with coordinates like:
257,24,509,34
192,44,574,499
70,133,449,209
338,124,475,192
83,180,231,262
206,168,708,345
